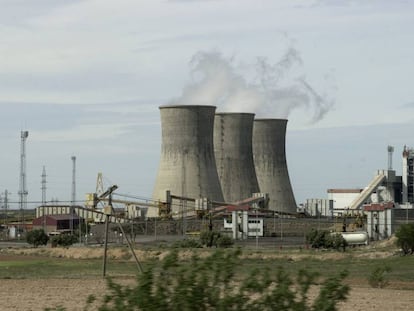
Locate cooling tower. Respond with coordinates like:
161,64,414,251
152,105,224,204
214,113,260,203
252,119,297,214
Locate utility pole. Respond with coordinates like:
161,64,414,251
71,156,76,236
3,190,9,226
18,131,29,238
2,190,10,239
71,156,76,206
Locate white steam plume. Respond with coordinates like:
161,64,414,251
171,47,335,123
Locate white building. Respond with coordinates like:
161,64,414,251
327,189,363,216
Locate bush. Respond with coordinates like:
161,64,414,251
395,224,414,255
172,238,203,248
306,229,347,251
199,230,234,248
326,233,348,251
368,265,391,288
26,229,49,247
50,234,78,247
216,235,234,248
83,249,349,311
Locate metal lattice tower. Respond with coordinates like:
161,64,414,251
71,156,76,206
18,131,29,229
41,166,47,205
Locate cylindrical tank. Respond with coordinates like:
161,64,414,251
340,232,368,245
252,119,297,214
152,105,224,205
214,113,260,203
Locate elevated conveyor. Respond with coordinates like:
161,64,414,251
348,173,386,210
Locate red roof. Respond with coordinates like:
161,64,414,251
327,189,363,194
363,202,394,211
32,214,82,226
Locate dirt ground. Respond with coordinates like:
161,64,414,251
0,278,413,311
1,239,414,311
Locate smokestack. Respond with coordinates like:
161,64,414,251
153,105,224,205
253,119,297,214
214,113,259,203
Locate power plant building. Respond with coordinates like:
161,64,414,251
213,113,259,203
152,105,224,209
402,145,414,204
252,119,297,214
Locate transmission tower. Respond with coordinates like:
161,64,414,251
41,166,47,205
18,131,29,235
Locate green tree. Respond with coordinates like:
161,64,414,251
395,223,414,255
26,229,49,247
82,249,349,311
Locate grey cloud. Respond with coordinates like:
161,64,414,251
401,102,414,109
0,0,85,26
0,71,136,93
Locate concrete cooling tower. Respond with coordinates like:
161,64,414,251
214,113,260,203
253,119,297,214
152,105,224,205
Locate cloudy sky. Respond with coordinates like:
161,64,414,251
0,0,413,209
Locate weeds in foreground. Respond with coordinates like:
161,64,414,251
368,265,392,288
75,249,348,311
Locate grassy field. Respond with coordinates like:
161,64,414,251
1,241,414,288
1,241,414,311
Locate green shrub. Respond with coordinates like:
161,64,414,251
50,234,78,247
26,229,49,248
306,229,347,251
200,230,220,247
326,233,348,251
395,223,414,255
83,249,349,311
172,238,203,248
199,230,234,248
368,265,391,288
216,235,234,248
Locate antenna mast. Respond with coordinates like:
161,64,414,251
387,145,394,170
71,156,77,206
18,131,29,234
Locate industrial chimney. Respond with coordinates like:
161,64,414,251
152,105,224,207
252,119,297,214
214,113,259,203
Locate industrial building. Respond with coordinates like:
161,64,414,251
302,146,414,241
252,119,297,214
402,145,414,203
213,112,260,203
21,104,414,243
152,105,225,216
32,214,83,234
152,105,298,217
